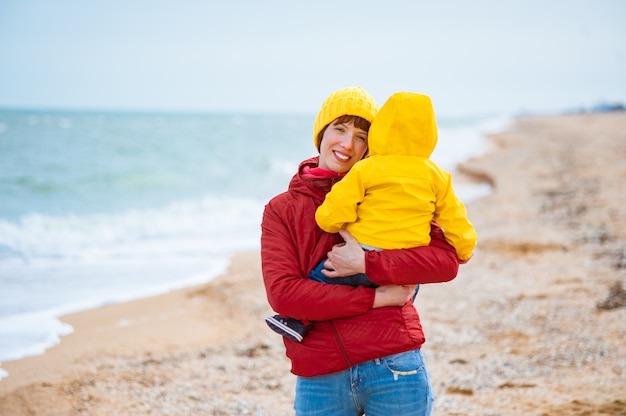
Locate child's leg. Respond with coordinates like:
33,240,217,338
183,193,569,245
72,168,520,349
265,315,312,343
341,273,379,288
308,260,335,284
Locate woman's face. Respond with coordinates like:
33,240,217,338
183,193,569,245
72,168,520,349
318,119,368,173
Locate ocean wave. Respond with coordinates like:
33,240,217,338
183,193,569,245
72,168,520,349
0,194,265,265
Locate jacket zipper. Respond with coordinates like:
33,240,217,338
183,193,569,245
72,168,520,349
330,321,352,367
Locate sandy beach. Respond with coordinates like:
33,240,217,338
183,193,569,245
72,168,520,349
1,112,625,415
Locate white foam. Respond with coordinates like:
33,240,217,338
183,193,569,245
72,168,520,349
0,194,261,365
0,312,73,363
0,195,265,265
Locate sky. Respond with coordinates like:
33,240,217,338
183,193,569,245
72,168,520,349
0,0,625,117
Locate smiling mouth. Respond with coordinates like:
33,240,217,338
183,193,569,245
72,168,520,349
333,151,350,161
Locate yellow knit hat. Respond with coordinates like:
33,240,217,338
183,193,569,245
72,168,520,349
313,86,379,150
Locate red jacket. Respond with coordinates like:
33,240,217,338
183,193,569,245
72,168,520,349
261,157,459,377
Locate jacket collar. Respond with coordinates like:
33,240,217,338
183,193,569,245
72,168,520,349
289,156,343,199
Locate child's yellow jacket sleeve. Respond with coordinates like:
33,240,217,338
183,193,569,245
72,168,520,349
433,173,477,261
315,168,366,234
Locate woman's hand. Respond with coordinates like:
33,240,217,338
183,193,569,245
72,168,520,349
322,229,417,308
372,285,417,308
322,230,366,277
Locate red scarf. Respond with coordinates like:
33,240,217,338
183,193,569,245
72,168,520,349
301,166,347,180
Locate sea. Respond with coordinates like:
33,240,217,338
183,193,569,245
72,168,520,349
0,108,509,376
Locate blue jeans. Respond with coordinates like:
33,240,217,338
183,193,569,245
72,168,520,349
294,349,433,416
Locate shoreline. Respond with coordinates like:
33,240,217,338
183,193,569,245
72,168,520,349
0,257,233,367
0,113,497,370
0,116,498,370
1,112,625,415
0,251,271,388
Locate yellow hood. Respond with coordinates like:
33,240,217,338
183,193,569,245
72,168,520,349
368,92,437,158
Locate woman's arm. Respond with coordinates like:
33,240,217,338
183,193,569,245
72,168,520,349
323,222,459,286
372,285,418,308
261,202,376,322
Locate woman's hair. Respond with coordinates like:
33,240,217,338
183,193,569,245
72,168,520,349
316,115,372,151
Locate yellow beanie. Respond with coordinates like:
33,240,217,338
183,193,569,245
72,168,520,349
313,86,379,150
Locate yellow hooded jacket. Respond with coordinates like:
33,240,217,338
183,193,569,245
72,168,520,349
315,92,477,261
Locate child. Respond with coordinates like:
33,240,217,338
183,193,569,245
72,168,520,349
266,92,476,342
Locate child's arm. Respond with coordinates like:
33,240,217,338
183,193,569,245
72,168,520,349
315,165,367,233
433,171,477,262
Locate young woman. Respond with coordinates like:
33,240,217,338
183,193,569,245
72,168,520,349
261,86,460,415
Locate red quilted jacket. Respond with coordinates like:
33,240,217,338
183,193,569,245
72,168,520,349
261,156,459,377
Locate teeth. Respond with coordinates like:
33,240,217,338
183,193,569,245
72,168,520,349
335,151,349,161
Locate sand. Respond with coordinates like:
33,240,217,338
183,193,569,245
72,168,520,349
1,112,625,415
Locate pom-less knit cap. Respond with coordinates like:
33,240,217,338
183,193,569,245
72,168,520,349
313,86,379,150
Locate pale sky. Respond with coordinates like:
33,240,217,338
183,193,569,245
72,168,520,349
1,0,624,117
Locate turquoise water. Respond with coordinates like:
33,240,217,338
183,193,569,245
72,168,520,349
0,110,313,220
0,108,506,367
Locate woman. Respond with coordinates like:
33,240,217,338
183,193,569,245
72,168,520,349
261,86,460,415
